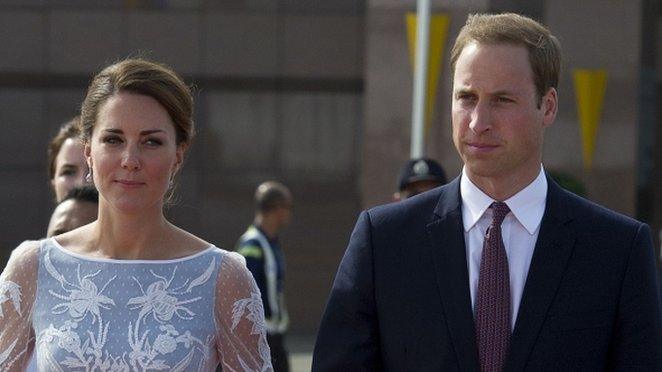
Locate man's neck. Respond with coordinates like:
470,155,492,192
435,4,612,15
254,215,279,239
465,164,542,201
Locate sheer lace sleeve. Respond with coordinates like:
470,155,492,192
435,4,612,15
0,241,39,371
215,251,273,372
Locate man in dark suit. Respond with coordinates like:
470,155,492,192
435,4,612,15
313,13,661,371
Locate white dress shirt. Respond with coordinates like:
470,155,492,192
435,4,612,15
461,165,547,329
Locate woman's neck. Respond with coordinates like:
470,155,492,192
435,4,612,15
89,204,173,260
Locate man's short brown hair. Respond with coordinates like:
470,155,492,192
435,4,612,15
255,181,292,213
450,13,561,104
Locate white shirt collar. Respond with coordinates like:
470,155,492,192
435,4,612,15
460,165,548,235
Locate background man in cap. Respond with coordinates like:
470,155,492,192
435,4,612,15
393,157,448,201
313,13,660,371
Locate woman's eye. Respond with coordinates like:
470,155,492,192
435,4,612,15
144,138,163,146
59,169,76,176
102,136,122,145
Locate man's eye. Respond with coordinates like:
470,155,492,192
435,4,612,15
495,96,513,103
457,94,475,102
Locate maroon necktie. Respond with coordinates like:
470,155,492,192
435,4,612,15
475,202,511,372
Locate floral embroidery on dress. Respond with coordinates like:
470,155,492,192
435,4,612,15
38,251,221,371
45,250,117,323
0,280,22,318
125,258,216,371
1,277,32,370
39,251,119,370
0,339,18,367
38,320,117,370
2,242,272,372
232,291,272,372
126,262,213,323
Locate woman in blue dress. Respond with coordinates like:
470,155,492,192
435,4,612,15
0,59,273,371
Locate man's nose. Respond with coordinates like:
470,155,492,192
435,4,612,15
468,101,492,135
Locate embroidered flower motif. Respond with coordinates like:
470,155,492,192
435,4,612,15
148,281,179,322
180,331,192,348
0,340,18,367
0,280,22,318
108,357,130,372
40,332,54,344
31,252,246,371
127,263,215,325
232,290,272,371
231,291,267,335
65,278,115,319
127,279,199,323
153,334,177,355
125,261,217,370
45,252,116,323
57,329,81,354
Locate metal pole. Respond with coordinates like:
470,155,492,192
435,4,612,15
410,0,430,158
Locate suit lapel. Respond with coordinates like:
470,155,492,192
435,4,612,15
505,178,576,371
426,178,480,371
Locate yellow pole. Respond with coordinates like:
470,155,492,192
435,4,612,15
406,13,451,143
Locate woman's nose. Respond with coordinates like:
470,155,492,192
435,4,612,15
121,147,141,170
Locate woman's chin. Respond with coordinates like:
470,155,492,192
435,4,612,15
110,197,162,215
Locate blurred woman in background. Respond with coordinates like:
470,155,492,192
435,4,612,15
47,116,89,202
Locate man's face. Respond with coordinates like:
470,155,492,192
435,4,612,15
47,199,98,237
277,201,293,228
452,42,556,185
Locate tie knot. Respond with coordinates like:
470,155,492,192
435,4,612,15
490,202,510,226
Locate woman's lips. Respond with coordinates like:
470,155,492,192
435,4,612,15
115,179,145,188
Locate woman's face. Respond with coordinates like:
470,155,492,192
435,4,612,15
86,92,185,215
52,138,88,202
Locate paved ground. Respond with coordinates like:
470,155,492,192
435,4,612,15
287,334,315,372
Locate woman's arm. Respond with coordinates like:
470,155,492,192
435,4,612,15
0,240,39,372
214,251,273,371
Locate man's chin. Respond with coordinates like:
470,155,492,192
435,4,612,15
464,161,503,179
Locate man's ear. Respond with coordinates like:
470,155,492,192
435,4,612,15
392,192,402,202
542,87,558,128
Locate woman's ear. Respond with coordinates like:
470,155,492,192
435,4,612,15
174,143,187,172
84,142,93,169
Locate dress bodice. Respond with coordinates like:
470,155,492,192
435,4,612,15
0,239,272,372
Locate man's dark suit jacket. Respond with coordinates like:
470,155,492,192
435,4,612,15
312,176,661,371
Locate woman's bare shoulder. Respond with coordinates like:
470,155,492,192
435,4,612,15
51,223,96,254
167,224,214,258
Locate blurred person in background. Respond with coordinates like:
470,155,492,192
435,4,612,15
237,181,293,372
47,116,89,203
0,58,272,371
47,185,99,238
393,157,447,201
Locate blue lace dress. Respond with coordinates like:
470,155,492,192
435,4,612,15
0,239,273,371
